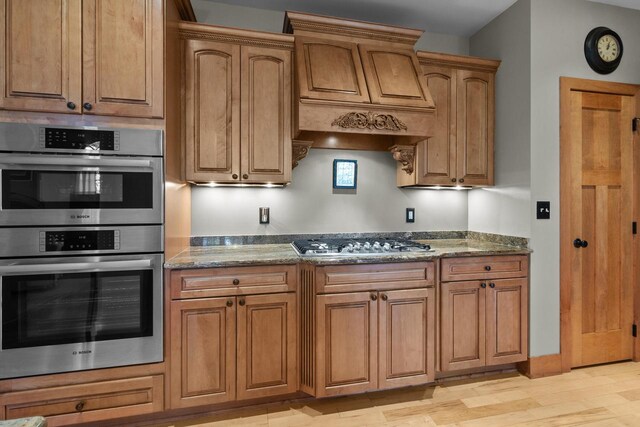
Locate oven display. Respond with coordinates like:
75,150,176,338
43,128,119,151
40,230,120,252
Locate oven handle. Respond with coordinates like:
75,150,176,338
0,259,152,274
2,156,152,169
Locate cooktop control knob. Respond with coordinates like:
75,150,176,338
373,242,382,251
382,243,391,251
363,242,371,250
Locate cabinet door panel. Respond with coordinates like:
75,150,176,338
184,40,241,182
240,46,292,183
441,281,485,371
417,65,456,185
486,278,528,365
379,288,435,389
170,298,236,408
0,0,81,113
295,37,370,103
237,293,296,400
317,292,377,397
456,69,494,186
359,46,434,108
82,0,163,118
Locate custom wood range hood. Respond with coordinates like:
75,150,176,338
284,12,436,174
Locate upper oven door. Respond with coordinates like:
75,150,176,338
0,154,163,226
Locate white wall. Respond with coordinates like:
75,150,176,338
468,0,531,239
190,0,470,236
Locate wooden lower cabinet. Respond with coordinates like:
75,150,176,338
379,288,435,389
0,375,163,426
440,278,528,372
170,293,297,409
315,288,435,397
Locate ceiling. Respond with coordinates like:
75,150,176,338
200,0,640,37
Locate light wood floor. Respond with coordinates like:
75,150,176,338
154,361,640,427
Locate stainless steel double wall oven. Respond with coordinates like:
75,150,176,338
0,123,164,379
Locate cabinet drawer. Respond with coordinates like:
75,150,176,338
316,262,435,293
441,255,528,282
171,265,297,299
1,375,163,426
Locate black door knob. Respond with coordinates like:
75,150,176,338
370,293,378,301
489,283,496,288
573,238,588,248
242,174,249,179
480,283,487,288
226,299,233,307
83,102,93,111
239,299,245,306
484,265,492,271
232,174,239,180
66,101,76,110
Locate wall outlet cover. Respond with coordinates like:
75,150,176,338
406,208,415,223
537,201,550,219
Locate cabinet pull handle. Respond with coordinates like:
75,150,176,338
459,178,465,183
239,298,246,306
66,101,76,110
489,283,496,288
226,299,233,307
232,279,240,286
232,174,239,180
480,283,487,288
75,400,86,411
451,178,457,183
83,102,93,111
242,174,249,179
381,293,388,301
370,293,378,301
484,265,492,271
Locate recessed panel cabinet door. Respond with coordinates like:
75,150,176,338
417,65,457,185
456,69,494,186
316,292,378,397
237,293,297,400
240,46,292,183
378,288,435,389
0,0,82,113
359,45,434,108
295,37,370,103
184,40,241,182
82,0,163,117
485,278,528,365
170,298,236,408
441,281,486,371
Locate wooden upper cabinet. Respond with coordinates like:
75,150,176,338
485,278,528,366
295,37,370,103
416,65,456,185
170,297,236,409
236,293,297,400
456,69,494,186
359,45,433,108
0,0,82,114
184,39,241,182
82,0,164,118
378,288,435,389
0,0,163,117
240,46,292,183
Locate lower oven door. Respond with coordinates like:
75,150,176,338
0,254,163,379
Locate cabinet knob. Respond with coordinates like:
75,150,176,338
226,299,233,307
484,265,492,271
489,283,496,288
451,178,457,183
232,174,239,180
459,178,465,183
381,293,388,301
370,293,378,301
242,174,249,180
232,279,240,286
83,102,93,111
75,400,86,412
573,238,588,248
239,298,246,306
66,101,76,110
480,283,487,288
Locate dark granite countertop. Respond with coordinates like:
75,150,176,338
164,239,531,269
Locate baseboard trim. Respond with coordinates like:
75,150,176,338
517,354,563,379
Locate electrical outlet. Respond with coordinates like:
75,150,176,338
406,208,415,223
536,201,550,219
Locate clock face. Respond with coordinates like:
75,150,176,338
597,34,620,62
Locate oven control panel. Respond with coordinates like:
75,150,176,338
40,230,120,252
40,128,120,151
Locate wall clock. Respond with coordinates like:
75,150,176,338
584,27,623,74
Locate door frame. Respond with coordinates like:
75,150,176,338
559,76,640,373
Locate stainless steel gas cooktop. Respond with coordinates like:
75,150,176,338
291,238,431,256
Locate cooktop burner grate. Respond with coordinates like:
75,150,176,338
291,238,431,256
